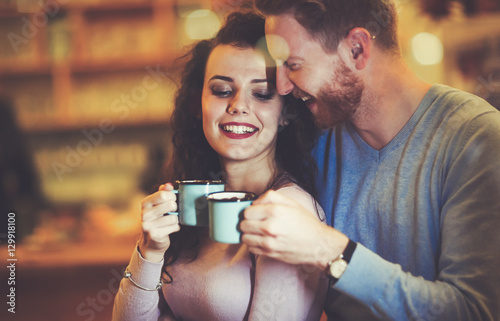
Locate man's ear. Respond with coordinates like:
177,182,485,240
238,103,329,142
352,44,363,60
344,27,373,70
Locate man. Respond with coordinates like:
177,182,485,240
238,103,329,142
240,0,500,320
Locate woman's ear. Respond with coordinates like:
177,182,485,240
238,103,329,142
278,100,290,129
278,114,290,130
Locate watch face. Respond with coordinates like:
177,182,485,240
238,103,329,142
330,259,348,279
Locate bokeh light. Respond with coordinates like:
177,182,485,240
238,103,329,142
411,32,444,65
184,9,221,40
265,34,290,65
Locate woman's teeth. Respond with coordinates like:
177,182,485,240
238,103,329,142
222,125,257,134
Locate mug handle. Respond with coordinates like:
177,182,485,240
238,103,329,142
166,190,179,216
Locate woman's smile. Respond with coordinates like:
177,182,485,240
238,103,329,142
219,122,258,139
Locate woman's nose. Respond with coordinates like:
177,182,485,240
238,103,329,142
276,65,294,96
226,92,249,115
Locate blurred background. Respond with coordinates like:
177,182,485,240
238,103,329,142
0,0,499,320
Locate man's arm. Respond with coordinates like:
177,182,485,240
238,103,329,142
241,112,500,321
241,190,348,271
242,189,500,321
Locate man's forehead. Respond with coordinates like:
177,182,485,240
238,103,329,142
264,13,319,62
265,34,290,62
264,14,300,62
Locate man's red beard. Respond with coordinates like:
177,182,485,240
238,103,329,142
312,61,364,129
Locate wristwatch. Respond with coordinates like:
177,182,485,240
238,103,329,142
326,239,357,283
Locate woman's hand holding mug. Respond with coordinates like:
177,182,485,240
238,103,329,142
138,183,181,263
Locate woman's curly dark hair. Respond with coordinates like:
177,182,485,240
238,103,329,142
161,9,320,280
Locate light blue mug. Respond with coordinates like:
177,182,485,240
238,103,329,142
168,180,225,226
207,191,257,244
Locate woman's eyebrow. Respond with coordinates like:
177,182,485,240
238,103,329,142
209,75,233,82
251,79,269,84
209,76,270,84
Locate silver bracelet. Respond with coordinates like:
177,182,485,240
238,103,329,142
123,269,163,291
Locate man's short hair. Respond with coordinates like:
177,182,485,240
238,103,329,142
254,0,400,53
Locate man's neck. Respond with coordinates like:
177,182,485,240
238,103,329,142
351,59,432,150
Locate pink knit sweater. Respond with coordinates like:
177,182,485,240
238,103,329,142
112,185,328,321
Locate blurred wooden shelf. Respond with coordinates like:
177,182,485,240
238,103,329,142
1,237,138,269
0,0,192,132
23,117,171,134
0,61,52,76
69,54,179,73
0,55,178,75
0,0,177,15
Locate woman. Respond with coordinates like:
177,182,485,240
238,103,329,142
112,9,327,321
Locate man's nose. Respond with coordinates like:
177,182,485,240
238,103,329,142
276,65,294,96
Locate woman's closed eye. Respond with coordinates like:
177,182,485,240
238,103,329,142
211,86,233,98
253,90,276,101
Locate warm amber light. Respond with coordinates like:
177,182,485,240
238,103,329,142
265,34,290,66
184,9,221,40
411,32,443,65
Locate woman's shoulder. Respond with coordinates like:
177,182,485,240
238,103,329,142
274,183,326,222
